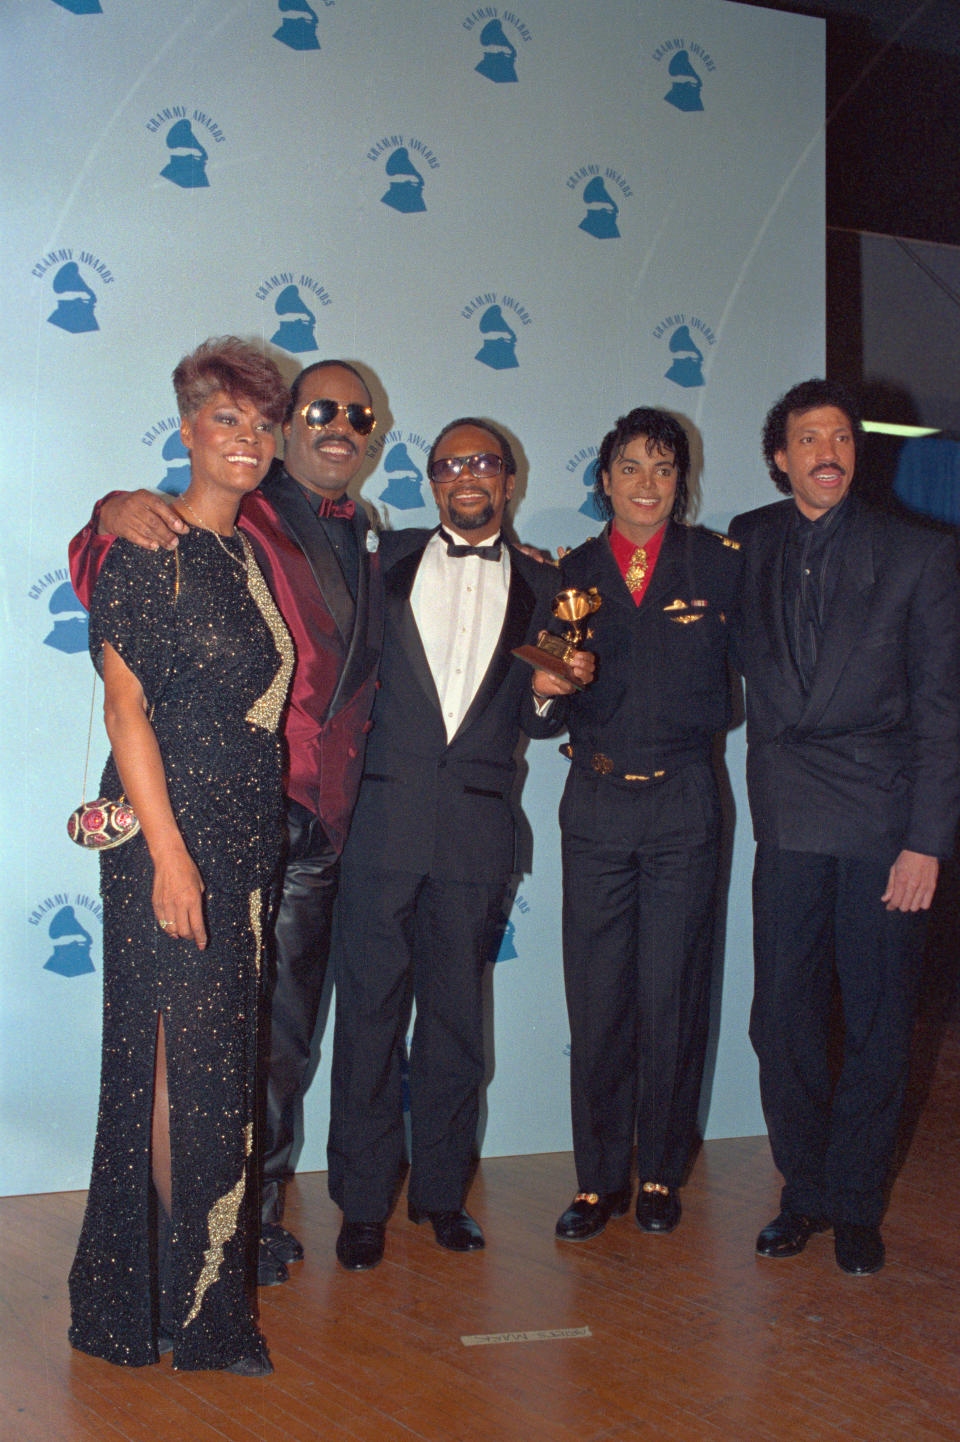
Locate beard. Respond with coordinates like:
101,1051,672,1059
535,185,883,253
446,498,495,532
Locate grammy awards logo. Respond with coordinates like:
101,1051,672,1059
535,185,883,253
146,107,226,189
33,249,115,335
29,568,88,655
255,270,332,354
273,0,332,51
141,417,190,495
492,892,530,964
651,37,717,112
461,291,532,371
51,0,101,11
565,448,603,519
366,136,440,215
365,428,431,513
566,165,633,240
29,893,103,978
653,312,717,389
463,9,533,84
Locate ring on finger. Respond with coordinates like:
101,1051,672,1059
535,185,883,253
158,919,171,930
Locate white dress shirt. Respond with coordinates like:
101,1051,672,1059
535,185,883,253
410,528,511,741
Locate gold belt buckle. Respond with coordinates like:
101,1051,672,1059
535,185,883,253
592,752,614,775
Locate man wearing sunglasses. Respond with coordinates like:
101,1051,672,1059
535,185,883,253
327,417,594,1271
68,358,384,1286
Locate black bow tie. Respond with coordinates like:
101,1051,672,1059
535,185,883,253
439,527,502,560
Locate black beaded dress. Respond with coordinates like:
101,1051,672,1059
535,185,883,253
68,526,293,1371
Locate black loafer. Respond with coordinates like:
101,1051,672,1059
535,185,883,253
408,1204,485,1251
756,1210,831,1258
636,1183,681,1234
257,1239,289,1286
261,1221,304,1264
224,1350,274,1377
555,1188,632,1242
336,1221,386,1271
834,1223,884,1275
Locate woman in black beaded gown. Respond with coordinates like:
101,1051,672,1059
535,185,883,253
69,339,293,1376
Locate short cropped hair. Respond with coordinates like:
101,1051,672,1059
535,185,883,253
594,407,690,522
287,359,372,421
761,378,863,493
172,336,289,424
427,416,517,478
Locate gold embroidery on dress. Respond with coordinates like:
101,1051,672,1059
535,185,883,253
184,1122,253,1327
250,890,262,981
241,536,294,731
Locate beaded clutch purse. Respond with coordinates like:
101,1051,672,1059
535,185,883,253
67,796,141,850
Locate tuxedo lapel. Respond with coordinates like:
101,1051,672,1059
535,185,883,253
797,501,877,732
385,539,443,717
263,470,356,645
451,546,536,741
751,505,800,699
328,511,381,718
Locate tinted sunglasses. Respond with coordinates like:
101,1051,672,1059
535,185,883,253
427,452,504,484
299,398,377,436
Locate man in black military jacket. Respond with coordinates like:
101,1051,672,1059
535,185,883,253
731,378,960,1275
549,407,742,1244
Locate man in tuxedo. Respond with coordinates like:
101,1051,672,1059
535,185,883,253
730,378,960,1275
69,359,384,1285
327,418,593,1270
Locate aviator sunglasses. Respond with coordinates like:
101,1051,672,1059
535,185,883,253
427,452,505,484
299,398,377,436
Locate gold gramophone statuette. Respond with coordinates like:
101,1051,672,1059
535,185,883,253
512,586,602,690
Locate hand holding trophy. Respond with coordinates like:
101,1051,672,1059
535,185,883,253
513,587,601,691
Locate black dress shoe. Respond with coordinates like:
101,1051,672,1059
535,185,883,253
834,1223,884,1275
755,1210,831,1258
336,1221,385,1271
636,1183,681,1234
555,1188,632,1242
223,1351,274,1377
408,1204,485,1251
257,1238,289,1287
261,1221,304,1264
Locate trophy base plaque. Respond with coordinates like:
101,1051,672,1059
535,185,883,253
511,631,586,690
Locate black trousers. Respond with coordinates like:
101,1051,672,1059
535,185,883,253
750,845,924,1227
260,799,340,1225
328,864,505,1224
561,762,720,1194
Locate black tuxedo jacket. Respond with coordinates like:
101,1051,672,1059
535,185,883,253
730,496,960,860
344,528,562,883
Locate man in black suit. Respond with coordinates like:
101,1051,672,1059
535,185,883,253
730,379,960,1275
549,408,742,1245
327,418,593,1270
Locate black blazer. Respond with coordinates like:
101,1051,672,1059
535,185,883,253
345,528,563,883
730,496,960,860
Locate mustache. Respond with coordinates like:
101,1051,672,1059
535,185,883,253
312,431,357,456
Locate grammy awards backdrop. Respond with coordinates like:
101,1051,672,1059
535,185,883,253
3,0,824,1194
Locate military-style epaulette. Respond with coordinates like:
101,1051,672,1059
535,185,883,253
708,529,740,550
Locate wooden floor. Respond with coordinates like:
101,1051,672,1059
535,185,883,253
4,1011,959,1442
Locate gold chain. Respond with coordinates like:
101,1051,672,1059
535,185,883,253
177,500,247,572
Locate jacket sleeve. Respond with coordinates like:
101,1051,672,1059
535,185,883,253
68,493,123,610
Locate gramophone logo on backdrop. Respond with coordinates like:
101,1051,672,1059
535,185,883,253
51,0,102,12
367,136,440,215
654,312,717,389
492,893,530,964
273,0,333,51
29,892,102,978
366,428,431,512
567,166,633,240
142,417,190,495
33,248,114,334
651,37,717,112
566,447,603,520
29,568,88,655
146,107,226,189
256,271,332,354
463,9,532,84
462,292,531,370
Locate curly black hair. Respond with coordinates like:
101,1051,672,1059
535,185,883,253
593,407,690,522
761,379,863,493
